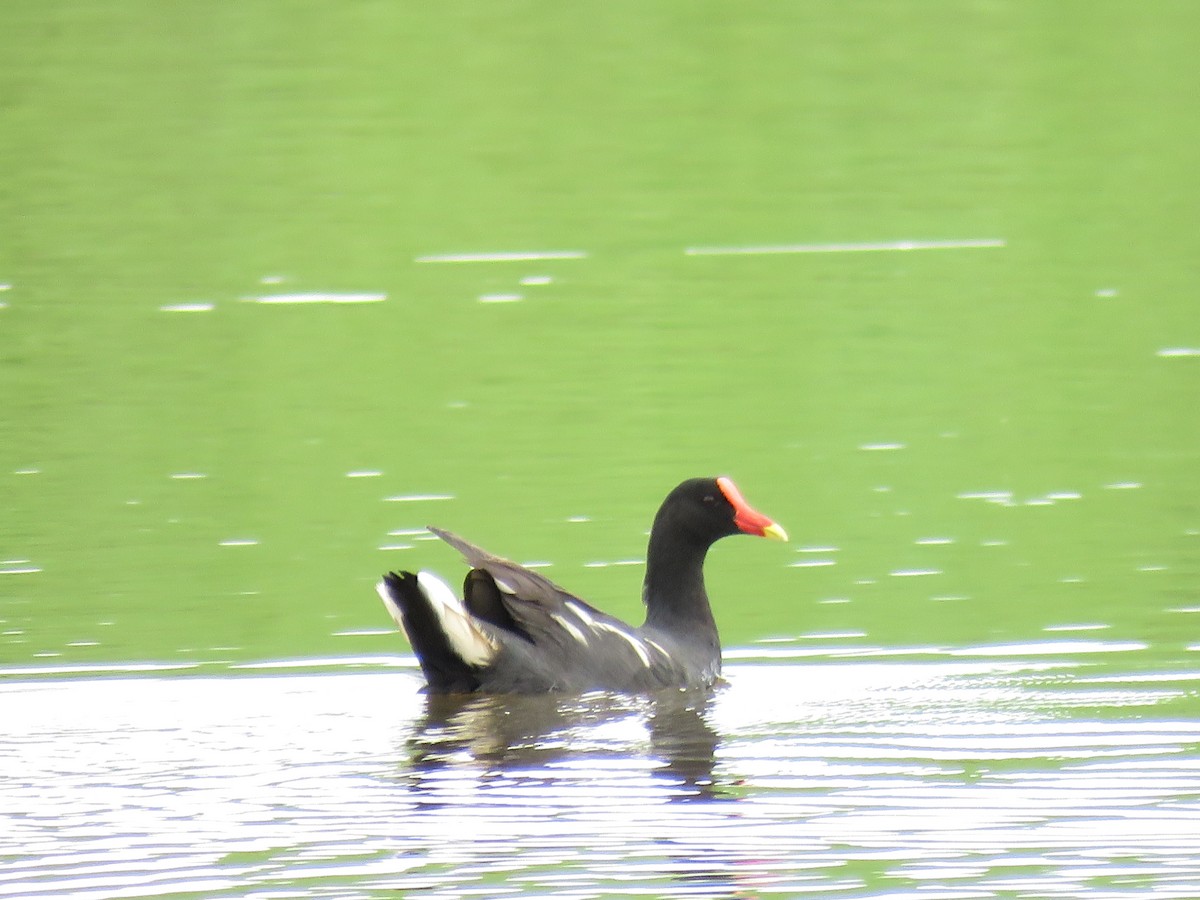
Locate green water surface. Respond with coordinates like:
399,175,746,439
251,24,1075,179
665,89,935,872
2,1,1198,670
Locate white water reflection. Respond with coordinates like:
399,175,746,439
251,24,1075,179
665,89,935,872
2,659,1199,899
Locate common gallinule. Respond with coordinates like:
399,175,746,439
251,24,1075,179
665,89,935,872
376,476,787,694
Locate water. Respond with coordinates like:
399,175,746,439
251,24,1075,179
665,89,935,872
3,1,1198,666
3,1,1200,895
3,656,1199,899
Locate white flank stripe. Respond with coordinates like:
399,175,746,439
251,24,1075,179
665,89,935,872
415,250,588,264
565,600,598,627
591,620,653,667
644,638,669,658
685,238,1006,256
604,625,653,667
383,493,455,502
551,612,589,645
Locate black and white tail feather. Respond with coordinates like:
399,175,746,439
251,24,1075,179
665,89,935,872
376,571,499,692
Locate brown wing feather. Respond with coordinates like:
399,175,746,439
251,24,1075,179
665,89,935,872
429,526,573,607
428,526,611,639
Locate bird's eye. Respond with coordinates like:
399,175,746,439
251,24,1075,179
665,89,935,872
702,494,716,505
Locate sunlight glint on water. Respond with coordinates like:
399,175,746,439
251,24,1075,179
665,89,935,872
2,658,1199,899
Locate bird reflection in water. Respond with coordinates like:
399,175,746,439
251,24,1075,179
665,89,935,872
400,687,730,803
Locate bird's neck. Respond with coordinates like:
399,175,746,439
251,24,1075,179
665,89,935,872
641,524,718,636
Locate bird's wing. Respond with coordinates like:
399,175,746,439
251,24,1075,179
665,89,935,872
430,526,574,608
428,526,642,655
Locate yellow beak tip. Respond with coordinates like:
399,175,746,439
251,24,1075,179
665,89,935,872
763,522,789,542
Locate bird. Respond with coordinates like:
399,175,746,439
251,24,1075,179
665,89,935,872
376,476,787,694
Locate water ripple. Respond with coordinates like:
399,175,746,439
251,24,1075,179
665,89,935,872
1,661,1198,899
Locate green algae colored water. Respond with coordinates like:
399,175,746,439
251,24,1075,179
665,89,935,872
2,2,1199,896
